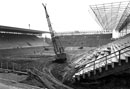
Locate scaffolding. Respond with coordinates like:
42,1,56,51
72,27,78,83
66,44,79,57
90,1,130,32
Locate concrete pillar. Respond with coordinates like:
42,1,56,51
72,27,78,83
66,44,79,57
83,73,85,79
99,67,102,72
126,57,128,63
112,30,120,39
77,76,80,81
94,70,96,75
112,62,114,68
88,72,90,77
105,65,108,70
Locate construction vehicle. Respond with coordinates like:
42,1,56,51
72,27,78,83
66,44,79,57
42,3,67,63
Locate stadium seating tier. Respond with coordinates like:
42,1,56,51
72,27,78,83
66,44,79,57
58,34,112,47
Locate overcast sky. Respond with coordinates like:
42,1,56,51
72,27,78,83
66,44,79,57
0,0,127,32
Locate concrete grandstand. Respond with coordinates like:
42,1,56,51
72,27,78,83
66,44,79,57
56,30,113,47
68,1,130,88
0,25,51,57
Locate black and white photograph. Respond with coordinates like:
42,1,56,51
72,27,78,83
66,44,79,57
0,0,129,89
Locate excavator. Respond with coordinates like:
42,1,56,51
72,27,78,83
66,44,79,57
42,3,67,63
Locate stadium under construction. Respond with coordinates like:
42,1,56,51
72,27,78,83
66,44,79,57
0,1,130,89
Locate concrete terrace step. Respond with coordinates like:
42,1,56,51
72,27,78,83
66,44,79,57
72,34,130,83
73,58,130,83
73,46,130,82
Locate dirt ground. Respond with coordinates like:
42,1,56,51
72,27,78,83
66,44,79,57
0,47,130,89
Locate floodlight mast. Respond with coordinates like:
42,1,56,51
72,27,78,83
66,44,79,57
42,3,67,63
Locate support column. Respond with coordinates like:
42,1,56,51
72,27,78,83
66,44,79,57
112,30,120,39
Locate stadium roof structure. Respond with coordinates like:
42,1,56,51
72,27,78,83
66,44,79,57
0,25,50,34
90,1,130,32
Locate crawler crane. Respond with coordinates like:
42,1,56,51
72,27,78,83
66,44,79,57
42,4,67,63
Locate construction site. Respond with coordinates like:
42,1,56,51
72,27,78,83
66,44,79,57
0,1,130,89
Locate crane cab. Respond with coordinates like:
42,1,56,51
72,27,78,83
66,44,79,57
54,52,67,63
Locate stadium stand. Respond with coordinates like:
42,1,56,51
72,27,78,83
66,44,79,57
0,25,51,57
57,31,112,47
0,33,49,49
69,1,130,84
71,32,130,82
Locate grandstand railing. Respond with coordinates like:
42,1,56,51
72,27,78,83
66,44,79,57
0,61,28,74
76,45,130,75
